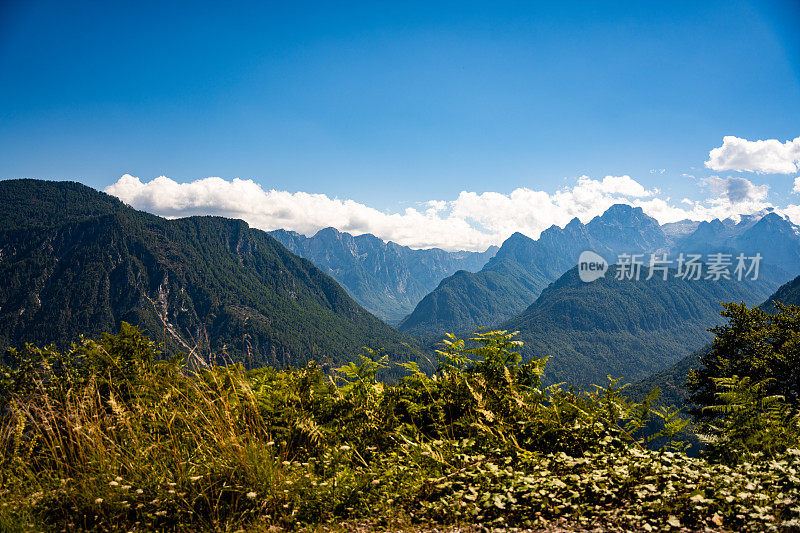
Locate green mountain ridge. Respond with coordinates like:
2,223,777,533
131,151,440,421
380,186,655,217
499,264,776,388
0,179,413,370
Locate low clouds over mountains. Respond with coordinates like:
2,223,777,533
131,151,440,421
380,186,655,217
106,136,800,252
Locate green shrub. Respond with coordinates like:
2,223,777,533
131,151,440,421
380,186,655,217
0,324,798,531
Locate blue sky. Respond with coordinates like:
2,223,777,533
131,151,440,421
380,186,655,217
2,0,799,249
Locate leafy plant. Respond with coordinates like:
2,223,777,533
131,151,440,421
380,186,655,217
1,325,798,531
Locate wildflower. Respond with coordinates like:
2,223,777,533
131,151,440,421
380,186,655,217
371,480,380,485
109,481,119,487
135,489,144,494
339,445,351,451
115,476,123,482
189,475,202,482
246,491,257,499
267,441,275,446
94,498,103,504
121,485,131,490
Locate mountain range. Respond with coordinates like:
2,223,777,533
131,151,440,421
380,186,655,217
0,180,413,371
269,228,497,324
4,178,800,392
398,205,800,337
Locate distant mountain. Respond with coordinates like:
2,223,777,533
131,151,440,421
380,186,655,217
269,227,497,324
395,232,552,336
673,210,799,277
0,180,413,371
399,205,669,336
499,264,776,389
661,219,701,243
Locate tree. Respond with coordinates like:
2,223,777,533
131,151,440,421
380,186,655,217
688,302,800,417
687,302,800,460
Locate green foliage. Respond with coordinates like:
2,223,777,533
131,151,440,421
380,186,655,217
687,302,800,461
698,375,800,463
689,302,800,413
1,326,798,531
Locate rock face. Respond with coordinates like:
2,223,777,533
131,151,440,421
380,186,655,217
270,227,497,324
0,179,411,370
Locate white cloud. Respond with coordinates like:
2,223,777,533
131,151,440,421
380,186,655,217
106,173,782,252
705,135,800,174
793,177,800,194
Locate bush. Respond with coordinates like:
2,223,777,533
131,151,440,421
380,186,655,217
1,325,798,531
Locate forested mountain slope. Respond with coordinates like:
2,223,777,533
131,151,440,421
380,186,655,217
499,264,776,388
0,179,413,370
628,271,800,404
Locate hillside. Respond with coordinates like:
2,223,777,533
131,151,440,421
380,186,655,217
626,347,706,407
629,272,800,405
763,273,800,311
395,235,552,335
0,179,413,370
499,264,776,388
270,227,496,324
